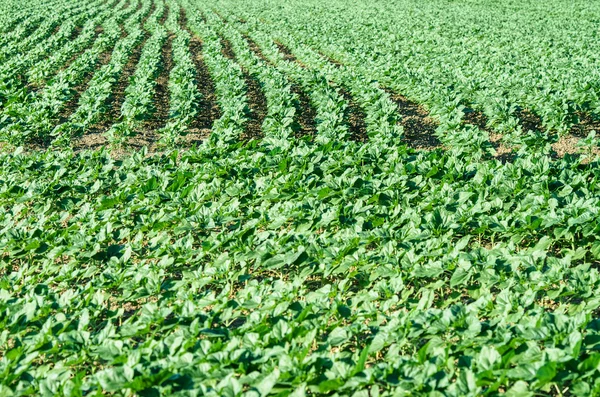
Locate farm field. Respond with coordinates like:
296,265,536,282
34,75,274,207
2,0,600,395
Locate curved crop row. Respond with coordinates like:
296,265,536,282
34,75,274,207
52,0,154,146
157,2,200,147
0,2,141,145
179,0,248,147
106,1,168,144
26,0,129,87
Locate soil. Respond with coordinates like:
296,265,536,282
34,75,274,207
180,8,220,136
515,108,544,132
127,2,171,150
241,74,267,141
290,84,317,139
462,107,489,132
387,91,441,150
570,112,600,137
219,36,267,140
338,88,368,142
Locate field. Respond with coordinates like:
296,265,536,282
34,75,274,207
1,0,600,395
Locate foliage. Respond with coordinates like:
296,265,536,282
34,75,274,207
1,0,600,395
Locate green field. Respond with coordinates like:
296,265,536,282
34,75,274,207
1,0,600,395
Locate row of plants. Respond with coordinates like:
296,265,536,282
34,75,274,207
200,7,299,150
0,0,140,145
215,9,403,148
179,0,248,147
157,1,200,147
221,0,600,137
25,0,128,87
51,0,154,146
0,0,92,64
0,0,114,112
105,0,168,144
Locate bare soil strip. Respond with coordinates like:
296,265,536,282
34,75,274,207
462,107,490,132
69,25,83,41
241,73,268,141
120,0,131,11
386,92,440,150
243,34,270,64
275,42,306,66
219,37,267,140
338,89,368,142
242,35,316,138
317,50,344,68
179,9,221,144
290,84,318,139
570,112,600,137
127,4,171,150
515,108,544,132
220,36,236,60
73,3,156,151
274,42,361,141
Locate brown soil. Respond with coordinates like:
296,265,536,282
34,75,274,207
50,24,62,36
387,92,441,150
220,37,236,60
318,50,344,68
339,88,368,142
550,133,600,162
139,34,173,130
73,3,155,150
242,74,267,140
69,26,83,41
551,134,581,158
219,37,266,140
462,107,489,132
489,132,515,162
515,108,544,132
243,34,270,64
274,41,307,67
121,0,131,11
290,84,317,138
74,34,147,151
73,131,109,151
128,3,171,150
570,112,600,137
45,27,103,88
270,42,366,141
180,8,220,137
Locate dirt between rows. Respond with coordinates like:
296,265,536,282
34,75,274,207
219,36,267,141
180,8,221,144
241,34,316,139
73,2,156,151
127,1,172,151
273,41,369,142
